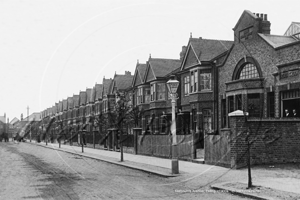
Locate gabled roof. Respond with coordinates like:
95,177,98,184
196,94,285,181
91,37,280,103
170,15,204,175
233,10,258,31
62,99,68,111
259,33,300,49
58,101,63,112
284,22,300,36
73,95,80,108
79,91,87,105
10,117,19,124
86,88,93,103
132,62,147,87
94,84,103,100
111,72,133,93
181,38,233,70
103,78,113,97
55,103,59,113
51,105,56,115
67,97,74,109
0,116,6,123
145,58,181,82
23,112,41,121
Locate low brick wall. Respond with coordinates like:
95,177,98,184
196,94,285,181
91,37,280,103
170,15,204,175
230,116,300,168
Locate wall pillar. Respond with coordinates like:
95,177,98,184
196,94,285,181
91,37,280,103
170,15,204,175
275,86,280,118
228,110,248,169
133,128,142,154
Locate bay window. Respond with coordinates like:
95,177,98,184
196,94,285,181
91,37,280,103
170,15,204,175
184,76,190,95
190,70,198,92
137,87,143,105
200,71,211,90
157,83,165,100
150,84,156,101
144,88,150,103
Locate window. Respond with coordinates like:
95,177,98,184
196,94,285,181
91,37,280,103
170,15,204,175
247,93,261,117
236,94,242,110
267,92,275,117
190,70,198,92
240,26,253,42
144,88,150,103
184,76,190,95
203,109,212,134
221,99,227,128
228,96,234,113
282,89,300,118
137,87,143,105
150,84,156,101
157,83,165,100
192,109,197,132
200,72,211,90
239,63,259,79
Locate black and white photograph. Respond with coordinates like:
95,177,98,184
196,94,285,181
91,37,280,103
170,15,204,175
0,0,300,199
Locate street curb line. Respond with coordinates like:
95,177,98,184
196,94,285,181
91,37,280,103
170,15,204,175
26,142,177,178
211,182,271,200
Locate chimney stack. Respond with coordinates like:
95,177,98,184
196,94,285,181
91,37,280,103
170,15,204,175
180,46,187,61
260,13,271,34
125,71,131,76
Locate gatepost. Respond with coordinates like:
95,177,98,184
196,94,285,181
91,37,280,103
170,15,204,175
228,110,248,169
133,128,142,154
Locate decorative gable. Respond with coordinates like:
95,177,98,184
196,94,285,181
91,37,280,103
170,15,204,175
181,45,199,70
145,64,156,82
62,99,68,111
133,70,142,86
233,10,271,43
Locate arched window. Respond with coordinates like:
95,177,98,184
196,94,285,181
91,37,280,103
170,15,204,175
238,63,259,79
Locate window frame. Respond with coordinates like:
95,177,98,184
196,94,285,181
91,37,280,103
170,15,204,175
200,71,211,91
238,63,259,80
190,69,198,93
184,76,190,95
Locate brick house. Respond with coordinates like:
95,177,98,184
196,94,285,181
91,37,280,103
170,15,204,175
211,10,300,167
179,37,233,158
141,56,181,135
132,61,148,128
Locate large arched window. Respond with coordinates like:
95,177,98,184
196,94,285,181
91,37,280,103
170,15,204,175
232,57,262,80
238,63,259,79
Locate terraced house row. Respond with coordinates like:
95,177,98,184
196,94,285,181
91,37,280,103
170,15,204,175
36,10,300,168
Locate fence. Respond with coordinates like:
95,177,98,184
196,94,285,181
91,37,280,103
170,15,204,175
137,134,194,160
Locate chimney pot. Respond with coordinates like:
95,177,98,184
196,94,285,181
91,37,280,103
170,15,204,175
256,13,259,17
264,14,267,21
260,13,263,18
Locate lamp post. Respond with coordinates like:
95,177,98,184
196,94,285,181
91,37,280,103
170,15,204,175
166,78,179,174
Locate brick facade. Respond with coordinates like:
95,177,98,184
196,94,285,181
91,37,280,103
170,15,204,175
229,115,300,168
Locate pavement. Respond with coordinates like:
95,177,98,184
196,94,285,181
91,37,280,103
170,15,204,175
23,140,300,200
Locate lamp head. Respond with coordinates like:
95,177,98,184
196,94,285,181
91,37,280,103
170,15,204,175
166,79,179,95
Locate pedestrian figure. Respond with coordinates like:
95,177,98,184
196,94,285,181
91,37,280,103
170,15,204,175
82,131,86,146
293,109,297,117
284,109,290,117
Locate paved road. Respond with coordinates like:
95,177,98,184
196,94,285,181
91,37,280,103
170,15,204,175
0,142,249,200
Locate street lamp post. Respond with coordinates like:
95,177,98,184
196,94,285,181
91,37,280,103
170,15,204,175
166,78,179,174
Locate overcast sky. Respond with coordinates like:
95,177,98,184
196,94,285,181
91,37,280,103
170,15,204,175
0,0,299,121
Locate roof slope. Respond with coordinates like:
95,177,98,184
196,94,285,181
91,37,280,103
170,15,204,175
148,58,181,79
259,33,299,48
133,63,147,86
189,38,233,61
94,84,103,100
113,74,133,92
103,78,113,96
